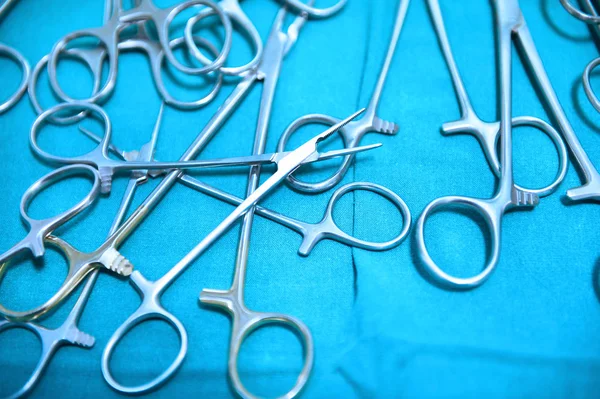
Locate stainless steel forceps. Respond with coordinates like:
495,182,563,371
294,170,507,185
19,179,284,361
416,0,572,289
427,0,568,197
0,3,341,323
78,127,407,257
30,101,377,194
45,0,232,105
98,110,365,395
0,138,148,399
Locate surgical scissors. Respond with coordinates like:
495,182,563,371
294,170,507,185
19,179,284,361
415,0,566,289
427,0,567,197
46,0,232,105
276,0,408,193
0,164,100,264
100,110,365,394
0,136,149,399
80,127,409,256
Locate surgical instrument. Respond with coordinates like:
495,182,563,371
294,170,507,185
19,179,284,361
79,126,410,255
0,106,365,322
276,0,408,193
46,0,232,105
0,43,30,114
560,1,600,114
427,0,567,197
0,164,100,264
99,109,365,394
0,143,146,399
31,101,379,194
415,0,561,289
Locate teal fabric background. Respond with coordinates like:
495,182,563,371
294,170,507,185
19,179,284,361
1,0,600,397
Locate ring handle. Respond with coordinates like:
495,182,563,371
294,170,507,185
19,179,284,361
228,312,313,399
298,182,411,256
281,0,347,19
28,48,106,124
415,195,501,290
509,116,568,198
30,101,112,168
0,43,30,114
583,56,600,113
560,0,600,23
0,321,51,399
47,26,118,104
277,113,354,194
160,0,232,75
185,1,261,76
101,272,188,394
17,164,101,258
153,36,224,110
0,235,98,322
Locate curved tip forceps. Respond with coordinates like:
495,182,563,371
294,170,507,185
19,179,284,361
277,0,409,194
30,101,377,195
415,0,576,290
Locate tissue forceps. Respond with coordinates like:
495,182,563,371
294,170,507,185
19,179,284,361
0,139,148,399
31,101,377,195
276,0,409,194
100,110,365,395
427,0,567,197
0,110,364,325
415,0,563,290
480,0,600,203
80,121,409,256
46,0,232,105
0,3,319,323
200,4,324,393
0,43,30,114
0,164,101,265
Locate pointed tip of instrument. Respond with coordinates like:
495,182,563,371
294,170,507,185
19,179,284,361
78,125,95,137
317,108,365,142
149,102,165,152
